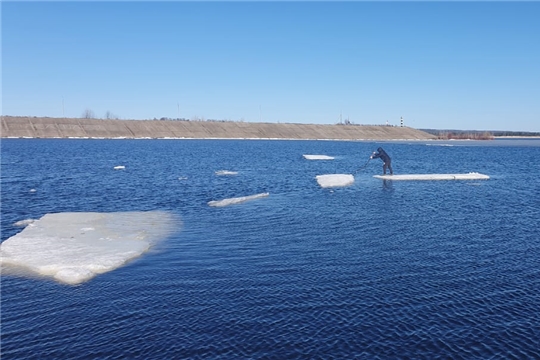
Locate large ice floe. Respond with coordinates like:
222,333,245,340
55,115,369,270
373,172,490,181
316,174,355,188
303,154,335,160
208,193,269,207
0,211,178,285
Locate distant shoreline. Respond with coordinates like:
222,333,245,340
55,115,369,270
422,128,540,139
494,136,540,139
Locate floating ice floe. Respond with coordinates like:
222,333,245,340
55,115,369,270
373,172,490,181
114,165,125,170
303,154,335,160
0,211,178,285
29,189,37,193
215,170,238,176
316,174,355,188
208,193,269,207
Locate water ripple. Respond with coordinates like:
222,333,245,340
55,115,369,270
2,139,540,359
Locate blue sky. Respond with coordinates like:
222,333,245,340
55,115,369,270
2,2,539,132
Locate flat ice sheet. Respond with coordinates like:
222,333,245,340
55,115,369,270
215,170,238,176
303,154,334,160
208,192,269,207
373,172,490,181
0,211,178,285
316,174,355,188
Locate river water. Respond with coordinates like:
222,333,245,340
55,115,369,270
1,138,539,359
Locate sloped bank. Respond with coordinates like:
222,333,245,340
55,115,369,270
1,116,437,140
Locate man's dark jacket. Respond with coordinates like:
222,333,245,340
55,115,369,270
372,147,391,163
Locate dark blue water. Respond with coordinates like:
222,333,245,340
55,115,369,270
1,138,539,359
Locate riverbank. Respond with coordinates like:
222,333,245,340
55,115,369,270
1,116,437,140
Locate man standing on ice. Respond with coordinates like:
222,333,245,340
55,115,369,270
370,147,393,175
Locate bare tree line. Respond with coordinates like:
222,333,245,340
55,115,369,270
81,109,119,120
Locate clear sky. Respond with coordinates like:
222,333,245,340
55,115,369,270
2,1,539,132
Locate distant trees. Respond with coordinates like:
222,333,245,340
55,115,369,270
421,128,540,138
105,111,119,120
80,109,121,120
81,109,95,119
492,130,540,137
431,131,494,140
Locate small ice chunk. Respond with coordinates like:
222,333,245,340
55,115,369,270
114,165,125,170
316,174,355,188
303,154,334,160
29,189,37,193
208,193,269,207
0,211,178,285
14,219,36,227
215,170,238,176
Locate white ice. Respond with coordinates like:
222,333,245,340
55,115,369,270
208,193,269,207
0,211,178,285
316,174,355,188
373,172,490,181
14,219,36,227
215,170,238,176
114,165,125,170
303,154,335,160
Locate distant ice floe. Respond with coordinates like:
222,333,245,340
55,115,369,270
114,165,125,170
425,143,454,147
316,174,355,188
208,193,269,207
303,154,335,160
0,211,178,285
215,170,238,176
29,189,37,193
